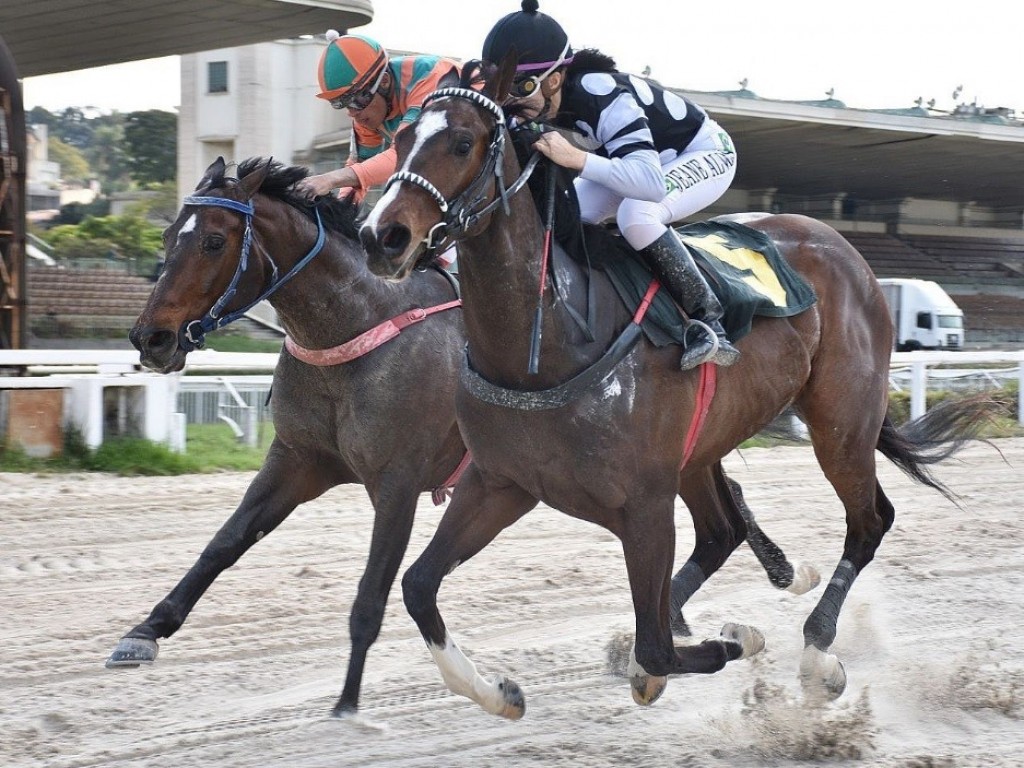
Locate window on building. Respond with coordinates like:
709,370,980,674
208,61,228,94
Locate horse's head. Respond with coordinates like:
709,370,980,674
129,157,274,372
130,157,360,373
360,55,520,280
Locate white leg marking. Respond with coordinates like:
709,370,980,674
428,634,507,715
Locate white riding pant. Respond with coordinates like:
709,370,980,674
575,118,737,251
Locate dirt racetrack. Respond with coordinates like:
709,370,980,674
2,438,1022,767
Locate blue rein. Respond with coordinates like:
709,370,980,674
177,194,327,351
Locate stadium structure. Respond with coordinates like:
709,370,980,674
2,1,1024,351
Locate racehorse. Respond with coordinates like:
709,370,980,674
106,155,807,716
107,157,468,716
358,57,989,718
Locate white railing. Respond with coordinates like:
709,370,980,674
891,350,1024,423
2,349,1021,457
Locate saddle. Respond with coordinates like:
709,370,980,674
577,219,818,348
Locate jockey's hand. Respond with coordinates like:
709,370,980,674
294,171,352,201
533,131,588,172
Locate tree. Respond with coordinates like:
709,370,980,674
53,106,95,149
47,137,91,185
86,123,131,193
124,110,177,185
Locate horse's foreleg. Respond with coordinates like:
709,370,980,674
624,489,763,706
106,441,340,668
332,477,418,717
401,465,536,719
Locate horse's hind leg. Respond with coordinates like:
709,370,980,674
726,475,820,594
402,464,538,719
795,386,894,700
107,440,342,667
670,465,817,636
332,477,419,717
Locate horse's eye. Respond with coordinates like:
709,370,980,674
454,138,473,156
203,234,226,253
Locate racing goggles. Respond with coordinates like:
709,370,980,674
330,66,386,111
510,40,572,99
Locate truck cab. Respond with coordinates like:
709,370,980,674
877,278,965,351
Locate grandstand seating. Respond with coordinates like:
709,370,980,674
842,233,956,279
27,265,154,340
26,264,282,346
947,293,1024,346
900,235,1024,283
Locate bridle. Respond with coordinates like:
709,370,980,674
381,87,541,255
176,193,327,351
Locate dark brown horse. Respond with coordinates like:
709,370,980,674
107,157,468,716
359,58,988,718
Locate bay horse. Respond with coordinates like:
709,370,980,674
107,157,468,716
107,155,807,716
359,58,988,718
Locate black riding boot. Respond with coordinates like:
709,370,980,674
638,229,740,370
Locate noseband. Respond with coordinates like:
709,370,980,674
176,194,327,351
381,87,541,253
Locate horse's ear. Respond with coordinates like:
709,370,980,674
196,156,226,191
237,157,272,200
486,47,518,103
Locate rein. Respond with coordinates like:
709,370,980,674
177,194,327,352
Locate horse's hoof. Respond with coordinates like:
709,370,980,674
799,645,847,700
721,623,765,659
630,673,668,706
495,676,526,720
627,647,667,706
106,637,159,668
786,562,822,595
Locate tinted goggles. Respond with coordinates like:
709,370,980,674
330,67,386,111
509,40,572,100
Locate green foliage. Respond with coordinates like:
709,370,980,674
87,123,132,193
204,333,285,354
47,137,91,184
41,212,163,264
0,423,274,475
53,197,111,226
124,110,177,185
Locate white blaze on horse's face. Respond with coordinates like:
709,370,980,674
176,213,197,245
366,110,449,224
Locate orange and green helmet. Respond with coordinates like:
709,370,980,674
316,33,389,102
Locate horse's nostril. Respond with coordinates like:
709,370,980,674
380,225,411,256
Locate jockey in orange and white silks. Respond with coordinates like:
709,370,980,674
482,0,740,369
296,32,460,206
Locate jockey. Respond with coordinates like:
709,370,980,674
482,0,740,369
295,32,461,268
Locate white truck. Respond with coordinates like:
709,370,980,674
877,278,965,351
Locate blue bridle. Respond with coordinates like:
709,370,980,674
176,194,327,351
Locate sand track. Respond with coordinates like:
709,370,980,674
2,439,1021,767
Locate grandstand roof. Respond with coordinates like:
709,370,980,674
0,0,372,77
4,1,1023,211
686,90,1024,209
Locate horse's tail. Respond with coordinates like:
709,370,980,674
876,393,1001,504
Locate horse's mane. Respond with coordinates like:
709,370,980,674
202,157,362,241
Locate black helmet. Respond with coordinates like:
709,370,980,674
482,0,574,74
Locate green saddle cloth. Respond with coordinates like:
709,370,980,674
602,219,818,347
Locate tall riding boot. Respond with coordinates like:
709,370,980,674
638,229,740,370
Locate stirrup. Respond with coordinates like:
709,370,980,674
679,320,739,370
